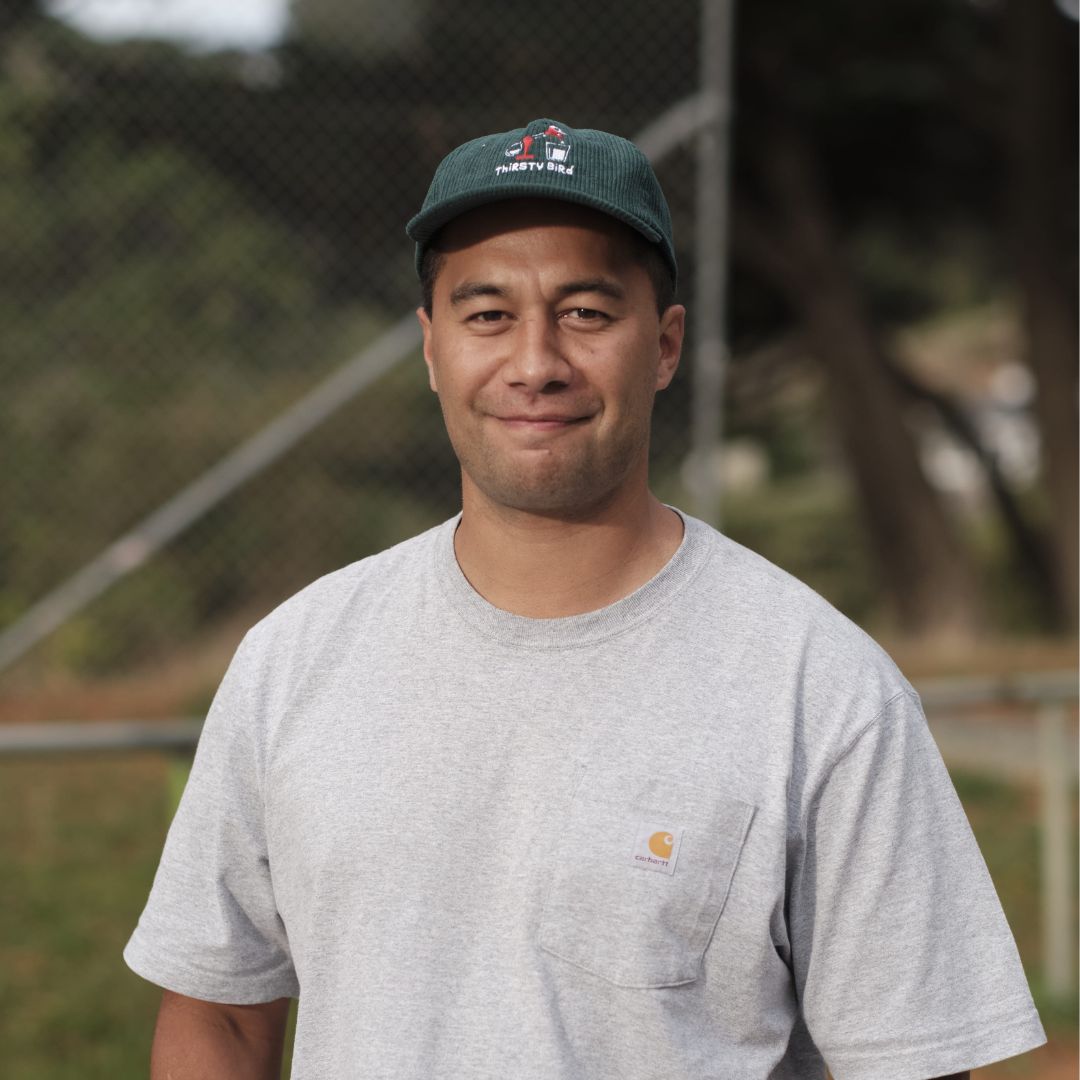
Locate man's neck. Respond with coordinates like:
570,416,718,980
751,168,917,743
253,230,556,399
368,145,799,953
453,488,685,619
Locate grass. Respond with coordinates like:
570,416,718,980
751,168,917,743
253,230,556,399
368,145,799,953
0,756,1074,1078
0,754,170,1078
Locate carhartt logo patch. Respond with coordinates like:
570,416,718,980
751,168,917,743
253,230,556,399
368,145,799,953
631,822,683,875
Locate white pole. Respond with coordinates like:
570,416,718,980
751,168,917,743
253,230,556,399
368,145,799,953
690,0,736,528
1038,701,1074,997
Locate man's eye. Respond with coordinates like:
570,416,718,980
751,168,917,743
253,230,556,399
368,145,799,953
469,310,508,323
563,308,608,321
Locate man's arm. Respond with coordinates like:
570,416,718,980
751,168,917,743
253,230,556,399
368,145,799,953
150,989,290,1080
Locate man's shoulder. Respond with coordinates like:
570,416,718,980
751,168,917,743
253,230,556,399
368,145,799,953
683,516,920,806
693,517,887,642
684,514,913,701
242,517,452,651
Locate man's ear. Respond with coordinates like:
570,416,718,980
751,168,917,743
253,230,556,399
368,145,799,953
655,304,686,391
416,307,438,393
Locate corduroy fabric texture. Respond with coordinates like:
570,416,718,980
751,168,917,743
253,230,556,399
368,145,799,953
406,118,677,282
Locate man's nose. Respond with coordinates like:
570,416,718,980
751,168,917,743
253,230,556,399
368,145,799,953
502,316,572,391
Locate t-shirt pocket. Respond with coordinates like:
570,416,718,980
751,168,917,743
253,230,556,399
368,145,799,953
536,767,755,988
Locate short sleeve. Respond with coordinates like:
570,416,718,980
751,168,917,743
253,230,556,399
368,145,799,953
123,636,299,1003
789,690,1045,1080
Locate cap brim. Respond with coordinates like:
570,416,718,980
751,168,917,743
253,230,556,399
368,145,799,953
407,183,665,275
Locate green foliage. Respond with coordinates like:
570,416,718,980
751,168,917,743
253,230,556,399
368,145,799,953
967,484,1061,635
952,769,1080,1016
2,0,1074,676
851,225,1001,328
0,756,170,1079
952,770,1043,961
0,66,428,672
0,97,343,580
1,124,322,376
46,563,200,676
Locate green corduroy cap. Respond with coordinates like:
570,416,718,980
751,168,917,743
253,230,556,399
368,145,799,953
406,118,677,285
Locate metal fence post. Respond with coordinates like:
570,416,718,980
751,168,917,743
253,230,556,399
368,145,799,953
1037,700,1074,997
690,0,736,529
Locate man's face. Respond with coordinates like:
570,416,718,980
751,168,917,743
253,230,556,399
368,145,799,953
417,199,685,518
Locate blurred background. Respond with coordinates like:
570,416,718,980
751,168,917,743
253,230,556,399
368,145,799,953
0,0,1076,1076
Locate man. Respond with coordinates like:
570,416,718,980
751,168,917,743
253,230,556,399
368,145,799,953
126,119,1046,1079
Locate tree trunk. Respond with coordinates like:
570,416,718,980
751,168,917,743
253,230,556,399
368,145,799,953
1003,0,1079,628
733,125,982,639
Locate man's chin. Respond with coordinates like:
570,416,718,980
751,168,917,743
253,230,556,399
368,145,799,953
466,471,625,519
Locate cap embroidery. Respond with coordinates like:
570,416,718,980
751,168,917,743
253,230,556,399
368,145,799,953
496,124,574,176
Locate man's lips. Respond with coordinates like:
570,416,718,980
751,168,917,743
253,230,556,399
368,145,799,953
492,413,592,429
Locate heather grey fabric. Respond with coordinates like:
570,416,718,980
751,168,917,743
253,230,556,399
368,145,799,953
125,511,1045,1079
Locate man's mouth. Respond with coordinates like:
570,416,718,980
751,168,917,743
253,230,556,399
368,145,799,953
494,413,593,430
498,414,587,427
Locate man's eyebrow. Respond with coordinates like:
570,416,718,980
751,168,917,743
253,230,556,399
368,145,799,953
448,282,508,306
447,277,627,306
555,278,626,302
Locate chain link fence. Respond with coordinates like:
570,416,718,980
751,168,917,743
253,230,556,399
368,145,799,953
17,0,1072,686
4,2,776,686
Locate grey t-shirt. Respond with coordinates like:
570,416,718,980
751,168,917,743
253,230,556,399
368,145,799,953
125,511,1045,1079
